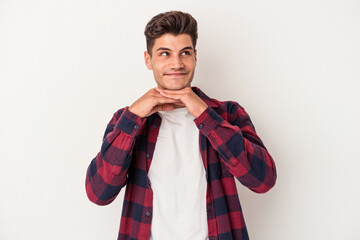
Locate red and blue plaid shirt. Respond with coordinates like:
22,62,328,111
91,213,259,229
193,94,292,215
86,86,277,240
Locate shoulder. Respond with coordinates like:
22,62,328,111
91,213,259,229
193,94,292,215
208,96,245,114
205,97,248,124
193,86,245,112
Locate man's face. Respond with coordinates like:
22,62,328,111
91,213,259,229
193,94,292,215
144,33,197,90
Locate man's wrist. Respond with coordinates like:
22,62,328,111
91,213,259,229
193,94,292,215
128,106,144,118
193,105,207,119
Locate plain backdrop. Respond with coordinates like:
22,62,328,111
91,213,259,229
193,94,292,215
1,0,359,239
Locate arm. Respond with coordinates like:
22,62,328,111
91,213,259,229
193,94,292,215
194,102,277,193
85,107,145,205
85,88,183,205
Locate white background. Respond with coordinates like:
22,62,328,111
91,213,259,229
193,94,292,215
1,0,359,239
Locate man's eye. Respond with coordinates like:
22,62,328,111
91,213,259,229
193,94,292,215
161,52,169,56
182,51,191,55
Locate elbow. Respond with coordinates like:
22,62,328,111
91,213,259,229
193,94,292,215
254,154,277,193
85,159,128,206
85,168,117,206
85,181,116,206
85,158,118,206
253,179,276,194
252,169,277,194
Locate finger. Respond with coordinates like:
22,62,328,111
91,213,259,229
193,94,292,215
150,104,175,114
157,103,176,111
172,102,186,108
147,101,185,116
154,95,182,104
156,90,183,100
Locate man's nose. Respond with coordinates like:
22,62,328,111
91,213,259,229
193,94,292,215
171,55,184,69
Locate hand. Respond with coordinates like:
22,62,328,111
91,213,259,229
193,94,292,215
128,88,183,118
154,87,208,118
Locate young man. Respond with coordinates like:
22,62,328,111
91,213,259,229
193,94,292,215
86,11,277,240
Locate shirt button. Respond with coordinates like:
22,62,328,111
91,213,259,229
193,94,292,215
146,153,150,158
198,124,203,129
153,125,157,129
134,125,139,129
146,211,151,217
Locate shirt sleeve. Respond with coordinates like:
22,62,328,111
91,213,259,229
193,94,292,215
85,107,145,205
194,102,277,193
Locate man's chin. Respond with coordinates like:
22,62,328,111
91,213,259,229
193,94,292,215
157,83,191,90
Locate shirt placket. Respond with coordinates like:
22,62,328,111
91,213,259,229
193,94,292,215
199,132,219,239
142,115,162,240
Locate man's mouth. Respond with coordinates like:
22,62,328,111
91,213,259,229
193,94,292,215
165,73,187,76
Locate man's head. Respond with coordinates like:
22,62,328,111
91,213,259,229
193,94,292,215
144,11,198,90
144,11,198,56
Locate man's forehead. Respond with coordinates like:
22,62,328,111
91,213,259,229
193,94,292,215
153,33,194,50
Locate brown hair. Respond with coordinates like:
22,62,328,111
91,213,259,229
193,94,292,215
144,11,198,57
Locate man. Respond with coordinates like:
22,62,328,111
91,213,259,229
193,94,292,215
85,11,277,240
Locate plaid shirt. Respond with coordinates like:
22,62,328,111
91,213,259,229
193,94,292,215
86,86,277,240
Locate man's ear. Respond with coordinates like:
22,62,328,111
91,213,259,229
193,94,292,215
194,49,197,62
144,51,153,70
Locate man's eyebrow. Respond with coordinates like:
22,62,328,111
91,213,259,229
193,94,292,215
181,46,194,51
156,46,194,52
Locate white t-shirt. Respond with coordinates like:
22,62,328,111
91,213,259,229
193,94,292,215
148,107,209,240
